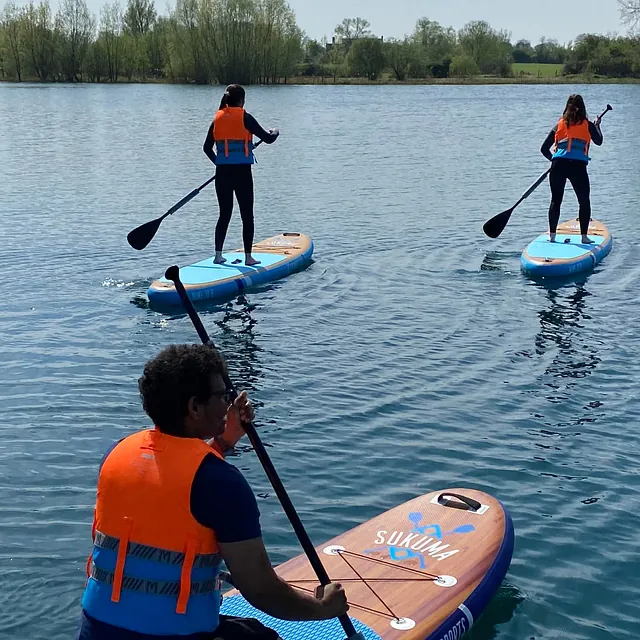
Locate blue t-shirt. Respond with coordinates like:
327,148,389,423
76,442,262,640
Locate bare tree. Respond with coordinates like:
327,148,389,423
1,2,23,80
619,0,640,31
99,0,124,80
123,0,155,36
412,18,456,66
334,17,370,49
21,0,57,80
56,0,95,81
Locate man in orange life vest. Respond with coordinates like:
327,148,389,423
540,93,604,244
75,343,348,640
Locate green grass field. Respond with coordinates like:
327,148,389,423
512,63,565,78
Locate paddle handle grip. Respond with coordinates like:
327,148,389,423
164,266,359,640
594,104,612,125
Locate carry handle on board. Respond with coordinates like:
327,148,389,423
164,265,364,640
437,492,482,512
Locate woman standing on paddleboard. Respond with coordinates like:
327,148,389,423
540,94,604,244
203,84,279,266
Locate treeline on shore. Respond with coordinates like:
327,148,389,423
1,0,639,84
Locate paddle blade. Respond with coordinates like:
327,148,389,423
127,216,164,250
483,207,514,238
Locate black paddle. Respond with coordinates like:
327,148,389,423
127,140,264,251
482,104,612,239
164,265,364,640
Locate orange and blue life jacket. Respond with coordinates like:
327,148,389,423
212,107,255,165
81,428,223,635
552,117,591,163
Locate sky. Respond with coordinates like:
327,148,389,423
286,0,629,45
43,0,631,45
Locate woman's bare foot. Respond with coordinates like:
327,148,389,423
214,252,227,264
549,232,556,242
245,255,261,266
581,235,594,244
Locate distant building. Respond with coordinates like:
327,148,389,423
325,35,384,50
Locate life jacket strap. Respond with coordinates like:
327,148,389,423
89,562,220,597
111,517,133,603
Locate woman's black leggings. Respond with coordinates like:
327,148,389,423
214,164,254,254
548,159,591,235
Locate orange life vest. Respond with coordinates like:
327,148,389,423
81,428,224,635
212,106,255,164
552,117,591,163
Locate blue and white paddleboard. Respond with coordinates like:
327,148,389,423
147,232,313,307
221,488,514,640
521,218,612,278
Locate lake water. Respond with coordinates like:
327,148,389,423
1,81,640,640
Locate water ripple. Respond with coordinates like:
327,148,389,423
1,82,640,640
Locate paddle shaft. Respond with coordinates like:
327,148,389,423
163,175,216,219
127,140,265,250
511,167,551,210
164,266,361,640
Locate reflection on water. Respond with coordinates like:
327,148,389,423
195,295,272,458
525,276,607,482
480,251,522,273
532,278,601,386
467,582,525,640
211,294,264,396
3,82,640,640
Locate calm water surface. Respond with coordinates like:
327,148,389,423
1,82,640,640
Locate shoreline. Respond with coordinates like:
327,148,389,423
286,75,640,85
2,75,640,86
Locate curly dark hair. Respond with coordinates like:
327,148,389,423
138,343,228,435
563,94,587,126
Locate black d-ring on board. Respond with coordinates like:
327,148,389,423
437,492,482,512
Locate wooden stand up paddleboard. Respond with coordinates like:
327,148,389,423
221,488,514,639
147,233,313,307
521,218,612,278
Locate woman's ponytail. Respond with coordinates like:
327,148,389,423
218,91,230,110
217,84,245,111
